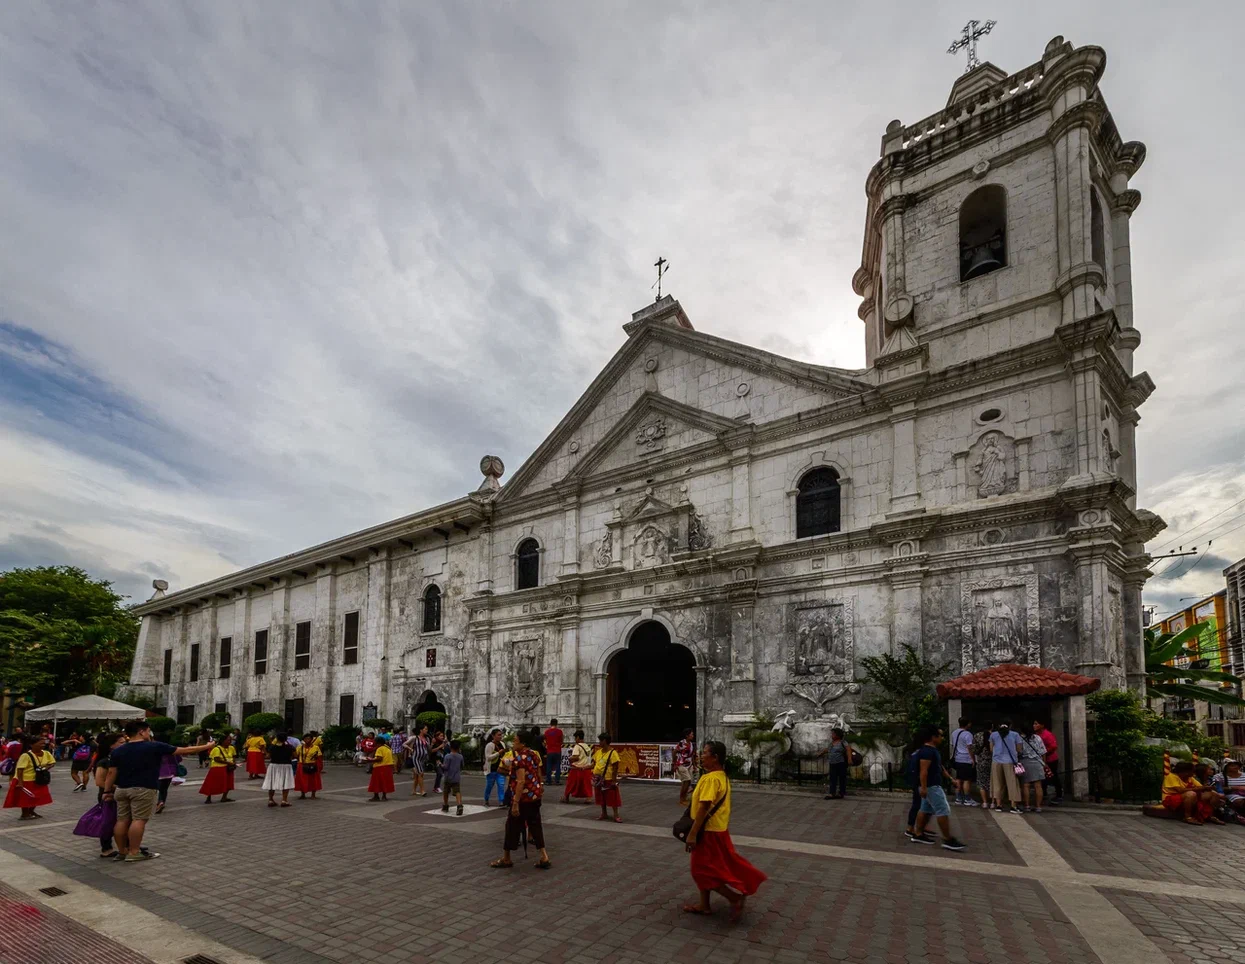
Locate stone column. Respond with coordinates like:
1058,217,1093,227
888,402,920,514
1119,407,1139,509
593,672,608,737
557,617,581,722
561,501,580,576
476,524,494,593
887,568,925,657
1121,565,1147,694
1050,96,1105,323
232,591,251,719
269,582,290,714
1110,189,1142,371
365,549,391,718
729,449,754,543
696,665,710,743
315,566,337,730
728,599,756,719
946,698,963,737
1067,539,1114,684
205,603,219,714
1064,694,1089,801
469,628,492,724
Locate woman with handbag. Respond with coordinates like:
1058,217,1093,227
3,734,55,820
200,732,237,803
592,732,623,823
404,724,430,797
295,733,323,799
90,732,126,857
1017,729,1047,813
681,740,766,922
988,722,1024,814
490,727,551,870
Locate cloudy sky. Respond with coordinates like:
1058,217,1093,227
1,2,1241,619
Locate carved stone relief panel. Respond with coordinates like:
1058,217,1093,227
1107,588,1124,684
633,524,671,568
782,600,860,717
968,430,1018,497
960,572,1040,673
507,637,544,714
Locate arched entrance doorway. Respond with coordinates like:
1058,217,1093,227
606,621,695,742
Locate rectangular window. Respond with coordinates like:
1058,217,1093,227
343,611,359,665
339,694,355,728
284,698,305,735
219,636,232,679
177,704,195,725
294,621,311,670
189,643,200,682
163,649,172,685
254,629,269,675
214,702,226,716
242,700,262,724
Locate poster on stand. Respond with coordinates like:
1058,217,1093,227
612,742,679,781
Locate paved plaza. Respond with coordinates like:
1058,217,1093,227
1,765,1243,964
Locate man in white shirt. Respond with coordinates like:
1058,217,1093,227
948,718,977,807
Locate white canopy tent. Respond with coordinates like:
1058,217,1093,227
23,695,148,735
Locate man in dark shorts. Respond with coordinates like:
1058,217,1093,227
103,720,215,861
947,718,978,807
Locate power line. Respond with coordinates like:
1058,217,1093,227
1150,496,1245,552
1163,542,1212,583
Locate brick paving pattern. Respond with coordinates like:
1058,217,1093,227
0,879,157,964
1101,889,1245,964
1,766,1243,963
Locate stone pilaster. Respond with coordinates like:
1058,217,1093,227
729,448,754,544
1110,189,1142,370
888,401,921,514
315,565,337,729
232,590,250,716
364,549,391,718
557,615,581,721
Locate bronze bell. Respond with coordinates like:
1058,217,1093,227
962,232,1004,280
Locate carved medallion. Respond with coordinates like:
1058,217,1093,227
635,418,667,450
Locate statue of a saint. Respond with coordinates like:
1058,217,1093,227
974,433,1008,497
981,594,1018,663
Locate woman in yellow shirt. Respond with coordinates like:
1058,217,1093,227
3,735,55,819
295,735,323,799
592,732,623,822
683,740,766,922
1161,760,1221,825
367,742,396,801
244,731,267,779
199,733,237,804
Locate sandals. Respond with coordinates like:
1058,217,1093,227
489,859,513,869
280,803,291,808
535,859,552,870
268,801,278,808
682,904,711,915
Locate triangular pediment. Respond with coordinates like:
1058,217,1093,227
495,315,874,506
625,491,678,521
565,392,741,483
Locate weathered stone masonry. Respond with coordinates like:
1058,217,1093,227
123,36,1164,746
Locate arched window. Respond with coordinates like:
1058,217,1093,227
422,584,441,633
516,538,540,590
796,468,841,538
1090,189,1105,269
959,185,1007,282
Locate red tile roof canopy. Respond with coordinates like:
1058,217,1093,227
936,664,1102,700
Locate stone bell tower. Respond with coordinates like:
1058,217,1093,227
853,35,1162,690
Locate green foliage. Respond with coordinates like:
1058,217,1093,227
0,566,140,705
1087,689,1159,771
415,711,447,734
199,711,230,731
733,712,787,751
146,716,176,740
242,712,285,735
361,718,394,730
855,645,950,750
169,724,198,746
1142,712,1228,760
724,754,747,778
1145,622,1245,707
320,724,360,755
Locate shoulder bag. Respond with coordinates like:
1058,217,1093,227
998,734,1025,776
25,753,53,787
221,748,238,772
592,750,617,789
673,776,729,843
301,748,319,774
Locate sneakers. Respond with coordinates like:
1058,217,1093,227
909,832,937,845
963,800,980,807
1009,807,1023,814
441,804,449,813
941,837,967,852
456,805,464,816
1033,807,1043,814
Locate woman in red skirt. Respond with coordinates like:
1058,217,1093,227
683,740,766,922
561,729,594,803
295,734,322,799
592,732,623,821
3,735,55,820
367,740,396,801
243,730,267,779
200,733,237,803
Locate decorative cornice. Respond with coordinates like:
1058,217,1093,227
1111,188,1142,216
1045,98,1107,145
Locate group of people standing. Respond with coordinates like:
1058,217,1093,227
947,717,1062,813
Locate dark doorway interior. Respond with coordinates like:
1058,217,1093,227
608,622,695,742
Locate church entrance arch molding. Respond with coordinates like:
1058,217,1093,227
595,611,704,743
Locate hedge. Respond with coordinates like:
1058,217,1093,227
415,711,447,734
147,716,176,740
242,712,286,735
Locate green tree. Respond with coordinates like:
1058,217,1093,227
855,644,950,750
0,566,140,704
1145,622,1245,707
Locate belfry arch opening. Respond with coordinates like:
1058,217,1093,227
605,621,696,742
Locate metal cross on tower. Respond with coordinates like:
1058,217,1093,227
652,256,670,301
947,19,996,74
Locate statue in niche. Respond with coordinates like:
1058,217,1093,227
594,529,613,569
793,604,849,677
687,508,711,551
969,430,1017,498
513,641,539,697
635,525,668,568
974,592,1019,664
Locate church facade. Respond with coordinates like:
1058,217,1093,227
124,36,1163,751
